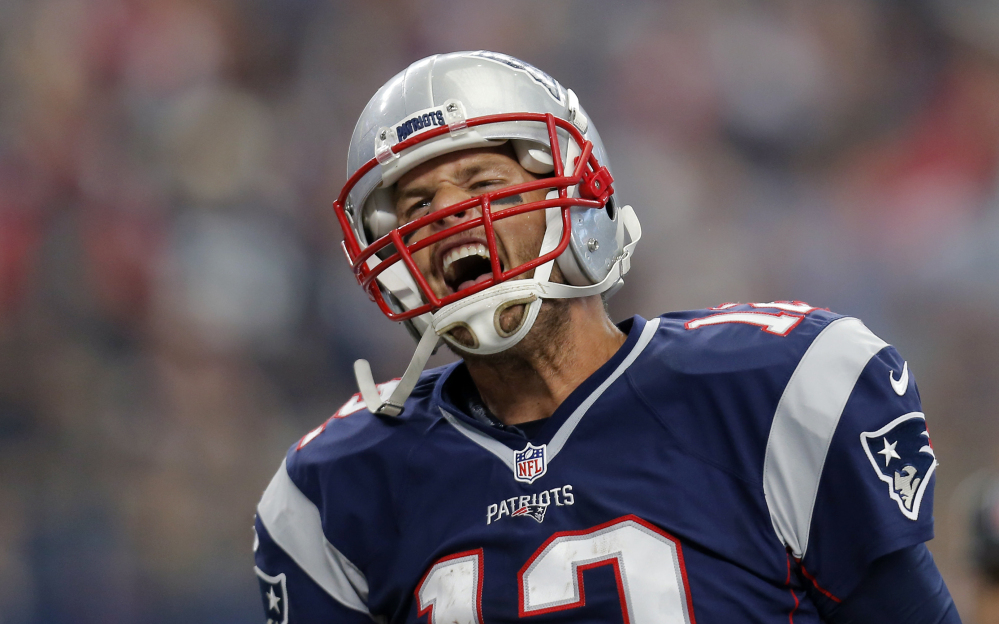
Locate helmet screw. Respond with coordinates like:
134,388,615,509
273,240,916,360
587,238,600,252
447,103,458,112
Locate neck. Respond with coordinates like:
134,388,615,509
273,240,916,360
461,296,626,426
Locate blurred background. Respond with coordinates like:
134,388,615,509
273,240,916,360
1,0,998,621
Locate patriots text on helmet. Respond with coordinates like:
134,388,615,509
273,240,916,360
395,109,447,142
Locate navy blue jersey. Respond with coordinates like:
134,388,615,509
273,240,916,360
254,303,937,623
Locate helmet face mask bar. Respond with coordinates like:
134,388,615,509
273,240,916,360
333,111,614,324
332,51,641,416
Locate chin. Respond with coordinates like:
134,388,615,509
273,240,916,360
496,304,527,335
446,326,478,351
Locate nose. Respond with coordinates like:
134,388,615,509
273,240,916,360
429,183,481,229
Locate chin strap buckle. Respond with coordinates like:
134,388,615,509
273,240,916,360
579,166,614,204
353,324,440,417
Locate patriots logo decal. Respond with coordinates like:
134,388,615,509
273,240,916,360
860,412,937,520
468,51,563,103
511,504,549,523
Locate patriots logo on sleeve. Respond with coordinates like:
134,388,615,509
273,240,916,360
860,413,938,520
255,567,288,624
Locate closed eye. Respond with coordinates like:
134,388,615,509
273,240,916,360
403,200,431,222
470,179,504,191
403,180,502,221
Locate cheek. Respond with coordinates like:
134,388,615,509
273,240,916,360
518,190,551,245
496,209,548,264
394,227,435,276
410,243,435,273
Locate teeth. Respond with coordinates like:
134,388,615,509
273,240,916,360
442,243,490,273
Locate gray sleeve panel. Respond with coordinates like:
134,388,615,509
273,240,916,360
763,317,888,558
257,459,373,616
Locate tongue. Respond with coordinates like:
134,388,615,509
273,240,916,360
458,273,493,291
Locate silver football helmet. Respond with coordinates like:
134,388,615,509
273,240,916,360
333,51,641,415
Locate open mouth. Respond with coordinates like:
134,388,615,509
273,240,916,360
441,243,504,293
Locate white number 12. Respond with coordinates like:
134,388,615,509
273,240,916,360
416,516,696,623
685,301,818,337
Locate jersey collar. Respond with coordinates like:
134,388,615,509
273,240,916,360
431,315,660,456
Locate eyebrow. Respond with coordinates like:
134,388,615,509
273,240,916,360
395,162,495,202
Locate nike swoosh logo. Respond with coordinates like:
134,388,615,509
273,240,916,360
889,361,908,396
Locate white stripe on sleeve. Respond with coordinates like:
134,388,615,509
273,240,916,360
763,317,887,558
257,459,373,617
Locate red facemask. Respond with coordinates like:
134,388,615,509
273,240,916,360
333,112,614,322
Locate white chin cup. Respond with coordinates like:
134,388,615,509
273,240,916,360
430,194,565,356
432,280,546,355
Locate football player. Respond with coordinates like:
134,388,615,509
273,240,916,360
253,51,961,623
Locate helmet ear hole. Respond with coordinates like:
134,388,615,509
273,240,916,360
605,195,617,220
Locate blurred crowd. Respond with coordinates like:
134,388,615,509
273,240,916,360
1,0,998,621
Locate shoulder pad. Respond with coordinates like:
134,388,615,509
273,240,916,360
656,301,844,375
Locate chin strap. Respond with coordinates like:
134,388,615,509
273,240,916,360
353,323,440,417
351,205,640,417
432,281,544,354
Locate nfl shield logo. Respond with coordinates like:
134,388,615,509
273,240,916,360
514,442,547,484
